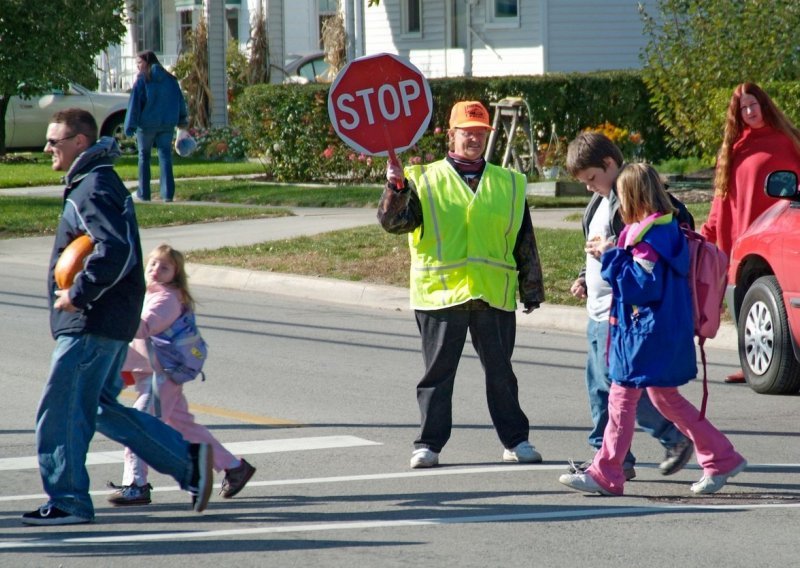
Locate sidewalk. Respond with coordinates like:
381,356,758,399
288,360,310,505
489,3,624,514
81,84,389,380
0,189,736,350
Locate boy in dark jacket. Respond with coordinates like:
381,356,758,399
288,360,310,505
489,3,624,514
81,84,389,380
563,132,695,480
23,109,212,526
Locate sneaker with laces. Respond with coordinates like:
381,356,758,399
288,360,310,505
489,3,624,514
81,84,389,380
410,448,439,469
107,482,153,506
22,504,91,526
503,441,543,463
220,458,256,499
567,458,636,481
188,442,213,512
558,472,615,496
690,459,747,495
660,439,694,476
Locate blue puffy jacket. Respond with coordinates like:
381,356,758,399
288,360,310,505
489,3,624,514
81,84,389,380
48,137,145,342
124,64,188,135
600,215,697,388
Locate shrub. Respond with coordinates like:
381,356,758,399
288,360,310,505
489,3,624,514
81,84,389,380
233,70,671,182
189,126,249,161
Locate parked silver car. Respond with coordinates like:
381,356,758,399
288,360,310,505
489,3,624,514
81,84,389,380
283,52,333,84
4,83,129,150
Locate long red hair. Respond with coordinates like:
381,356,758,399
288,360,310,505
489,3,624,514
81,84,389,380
714,83,800,198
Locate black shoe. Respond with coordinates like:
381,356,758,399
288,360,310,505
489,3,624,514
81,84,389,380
188,443,213,512
220,458,256,499
660,439,694,476
107,482,153,506
567,458,636,481
22,505,91,526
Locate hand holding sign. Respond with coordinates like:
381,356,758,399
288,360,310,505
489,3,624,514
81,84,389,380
328,53,433,176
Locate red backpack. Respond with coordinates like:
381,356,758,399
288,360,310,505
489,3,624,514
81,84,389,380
681,226,729,419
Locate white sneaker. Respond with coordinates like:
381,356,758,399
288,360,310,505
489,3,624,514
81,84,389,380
558,472,615,496
503,441,542,463
690,459,747,495
410,448,439,469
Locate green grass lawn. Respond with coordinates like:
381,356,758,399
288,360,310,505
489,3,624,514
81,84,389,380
0,152,264,188
186,225,589,307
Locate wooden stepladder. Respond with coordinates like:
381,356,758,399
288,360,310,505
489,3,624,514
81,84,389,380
484,97,539,177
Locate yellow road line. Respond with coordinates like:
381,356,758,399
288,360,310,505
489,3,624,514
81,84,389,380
118,390,300,426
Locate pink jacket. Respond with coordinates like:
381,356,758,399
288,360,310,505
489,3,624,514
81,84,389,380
122,282,184,379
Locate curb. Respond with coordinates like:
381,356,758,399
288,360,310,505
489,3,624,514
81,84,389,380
186,262,738,351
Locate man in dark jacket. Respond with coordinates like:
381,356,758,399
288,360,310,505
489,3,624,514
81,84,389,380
23,109,212,526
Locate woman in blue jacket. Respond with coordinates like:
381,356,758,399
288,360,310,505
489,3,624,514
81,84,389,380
124,50,188,202
559,163,746,496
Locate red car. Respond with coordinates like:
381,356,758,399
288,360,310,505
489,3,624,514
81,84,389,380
727,170,800,394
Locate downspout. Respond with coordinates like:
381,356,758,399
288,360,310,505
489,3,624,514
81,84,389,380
540,0,549,73
465,0,473,77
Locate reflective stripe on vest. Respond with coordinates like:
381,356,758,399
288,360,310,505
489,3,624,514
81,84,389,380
405,160,525,311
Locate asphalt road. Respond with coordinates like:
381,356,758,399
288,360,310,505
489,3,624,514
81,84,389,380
1,260,798,567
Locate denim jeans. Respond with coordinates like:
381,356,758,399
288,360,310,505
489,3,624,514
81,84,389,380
136,127,175,201
413,306,530,453
35,334,194,520
584,318,687,464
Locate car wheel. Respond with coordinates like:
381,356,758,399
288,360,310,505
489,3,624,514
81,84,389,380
737,275,800,394
101,113,127,144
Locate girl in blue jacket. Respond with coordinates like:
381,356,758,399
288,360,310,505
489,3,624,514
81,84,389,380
559,163,746,496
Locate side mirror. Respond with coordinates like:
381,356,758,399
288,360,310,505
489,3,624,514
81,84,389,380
765,170,799,199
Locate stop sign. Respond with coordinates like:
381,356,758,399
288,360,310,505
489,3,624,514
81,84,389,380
328,53,433,156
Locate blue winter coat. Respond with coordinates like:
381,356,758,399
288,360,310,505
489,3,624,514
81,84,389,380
48,137,145,342
124,64,188,135
600,215,697,388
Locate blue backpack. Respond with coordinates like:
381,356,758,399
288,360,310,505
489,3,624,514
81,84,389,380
149,309,208,384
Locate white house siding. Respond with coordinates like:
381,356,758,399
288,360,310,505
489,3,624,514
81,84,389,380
284,1,318,60
363,0,450,78
545,0,654,73
363,0,544,79
468,0,543,77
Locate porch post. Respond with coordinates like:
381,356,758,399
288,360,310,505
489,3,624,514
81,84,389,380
206,0,228,126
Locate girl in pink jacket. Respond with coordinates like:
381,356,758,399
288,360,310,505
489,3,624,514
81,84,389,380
108,244,255,505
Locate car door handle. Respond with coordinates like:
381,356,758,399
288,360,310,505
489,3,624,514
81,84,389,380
19,103,33,108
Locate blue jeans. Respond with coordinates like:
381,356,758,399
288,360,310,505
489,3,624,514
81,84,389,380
136,128,175,201
585,318,687,464
35,334,194,520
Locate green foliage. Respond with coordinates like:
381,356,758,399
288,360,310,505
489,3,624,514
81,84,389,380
0,0,126,153
640,0,800,157
234,71,670,182
226,40,250,102
189,126,249,161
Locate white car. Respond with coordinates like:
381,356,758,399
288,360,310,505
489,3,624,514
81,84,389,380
4,83,130,150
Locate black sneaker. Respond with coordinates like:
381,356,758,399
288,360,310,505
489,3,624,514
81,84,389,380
660,439,694,476
107,482,153,506
567,458,636,481
22,505,91,526
220,458,256,499
188,443,213,513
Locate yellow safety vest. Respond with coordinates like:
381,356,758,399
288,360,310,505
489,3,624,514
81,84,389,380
405,160,526,311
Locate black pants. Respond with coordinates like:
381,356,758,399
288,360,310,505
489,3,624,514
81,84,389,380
413,305,530,453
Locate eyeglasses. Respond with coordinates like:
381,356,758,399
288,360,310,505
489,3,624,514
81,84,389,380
45,134,78,147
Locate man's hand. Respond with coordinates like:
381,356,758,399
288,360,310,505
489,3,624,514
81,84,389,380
386,160,404,189
54,289,77,312
570,277,587,299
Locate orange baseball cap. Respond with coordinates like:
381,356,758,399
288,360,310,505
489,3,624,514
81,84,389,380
449,101,494,130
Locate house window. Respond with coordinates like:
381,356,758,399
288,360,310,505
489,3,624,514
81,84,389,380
226,7,239,42
318,0,338,48
402,0,422,36
178,10,193,53
486,0,519,27
132,0,163,53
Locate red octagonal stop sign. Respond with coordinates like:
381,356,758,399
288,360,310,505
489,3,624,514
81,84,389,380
328,52,432,156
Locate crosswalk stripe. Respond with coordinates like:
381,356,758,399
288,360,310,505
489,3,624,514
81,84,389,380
0,435,380,472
